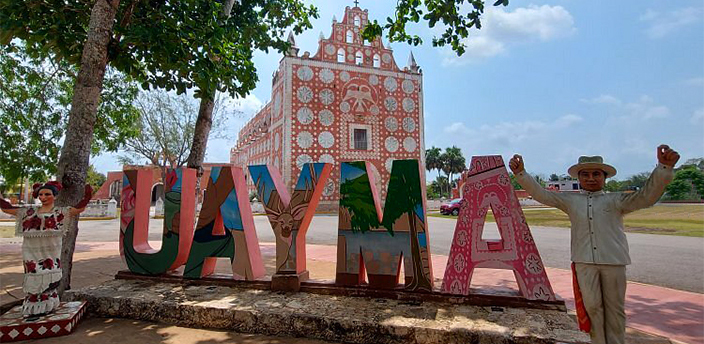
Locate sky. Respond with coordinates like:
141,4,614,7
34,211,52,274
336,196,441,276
93,0,704,181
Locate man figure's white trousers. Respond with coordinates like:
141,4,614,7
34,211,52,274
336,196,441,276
574,263,627,344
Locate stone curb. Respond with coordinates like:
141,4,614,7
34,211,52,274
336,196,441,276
65,279,590,344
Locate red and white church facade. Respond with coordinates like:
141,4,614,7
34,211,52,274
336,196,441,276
230,5,425,209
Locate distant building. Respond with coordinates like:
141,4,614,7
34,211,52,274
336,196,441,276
547,180,580,192
230,5,425,210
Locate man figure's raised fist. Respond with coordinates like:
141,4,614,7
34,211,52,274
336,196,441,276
509,154,525,174
657,144,680,167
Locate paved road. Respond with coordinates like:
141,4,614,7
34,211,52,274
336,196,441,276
35,214,703,293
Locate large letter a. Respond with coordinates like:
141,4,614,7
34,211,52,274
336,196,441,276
441,156,556,301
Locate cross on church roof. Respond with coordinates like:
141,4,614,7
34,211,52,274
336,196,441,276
353,0,359,7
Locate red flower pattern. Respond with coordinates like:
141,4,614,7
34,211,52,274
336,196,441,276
27,294,38,302
40,293,49,301
40,258,55,270
57,213,64,222
24,260,37,273
26,209,35,216
44,216,57,230
23,216,41,231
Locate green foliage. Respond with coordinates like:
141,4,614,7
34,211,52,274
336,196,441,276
621,172,649,191
426,184,439,199
425,146,466,198
86,165,107,192
425,146,442,173
362,0,509,56
0,0,319,100
604,180,622,192
666,166,704,200
666,180,693,200
440,146,466,177
440,146,466,195
0,43,139,182
428,175,448,199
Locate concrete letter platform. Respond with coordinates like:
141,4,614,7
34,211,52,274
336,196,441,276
65,280,589,344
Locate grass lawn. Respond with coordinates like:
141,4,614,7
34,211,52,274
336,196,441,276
429,204,704,237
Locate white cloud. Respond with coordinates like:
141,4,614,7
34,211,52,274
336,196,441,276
444,122,471,135
442,113,581,150
442,5,575,65
555,114,583,127
623,95,670,120
430,92,692,178
583,94,670,120
692,108,704,125
231,94,264,115
640,7,702,39
581,94,623,106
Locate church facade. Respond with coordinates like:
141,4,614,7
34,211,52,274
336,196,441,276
230,5,425,209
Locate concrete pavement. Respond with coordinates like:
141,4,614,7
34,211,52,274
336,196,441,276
26,214,702,292
1,240,701,343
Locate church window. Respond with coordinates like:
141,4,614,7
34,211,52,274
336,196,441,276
337,48,345,63
373,54,380,68
354,16,361,27
346,30,353,43
355,51,363,65
353,129,368,150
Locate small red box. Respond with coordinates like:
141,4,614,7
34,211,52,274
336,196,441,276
0,301,87,342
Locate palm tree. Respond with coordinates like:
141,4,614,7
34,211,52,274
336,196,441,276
425,146,443,196
441,146,467,198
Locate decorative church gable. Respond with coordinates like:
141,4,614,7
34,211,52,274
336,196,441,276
312,6,400,72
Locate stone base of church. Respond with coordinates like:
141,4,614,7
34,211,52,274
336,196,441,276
0,301,87,342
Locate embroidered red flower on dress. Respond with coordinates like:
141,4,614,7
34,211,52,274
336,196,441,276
23,216,41,230
41,259,55,270
24,260,37,273
40,293,49,301
51,292,58,298
57,213,65,222
44,216,57,230
27,209,35,216
27,294,38,302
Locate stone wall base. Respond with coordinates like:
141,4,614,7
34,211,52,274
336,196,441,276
66,279,589,344
271,270,310,292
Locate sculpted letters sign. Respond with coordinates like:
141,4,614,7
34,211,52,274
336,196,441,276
119,157,553,300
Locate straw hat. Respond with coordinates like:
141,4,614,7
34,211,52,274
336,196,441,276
567,156,617,178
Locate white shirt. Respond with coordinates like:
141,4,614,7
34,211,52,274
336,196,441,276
516,164,674,265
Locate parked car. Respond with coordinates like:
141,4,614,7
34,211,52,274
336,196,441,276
440,198,462,216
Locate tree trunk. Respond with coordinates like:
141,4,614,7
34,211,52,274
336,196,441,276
56,0,120,295
407,211,432,291
185,98,215,173
448,172,453,198
184,0,237,173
